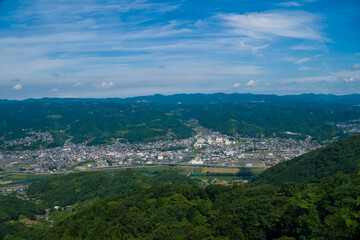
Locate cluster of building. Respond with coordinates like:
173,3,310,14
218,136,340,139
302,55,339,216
0,125,322,172
334,119,360,134
0,184,28,197
189,129,319,166
1,129,54,147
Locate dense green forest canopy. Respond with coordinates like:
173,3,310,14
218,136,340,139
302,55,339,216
175,102,356,140
41,172,360,240
0,195,45,223
26,169,198,208
250,135,360,186
0,195,45,240
1,169,198,240
0,102,192,148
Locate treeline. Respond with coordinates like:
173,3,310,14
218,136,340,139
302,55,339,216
41,172,360,240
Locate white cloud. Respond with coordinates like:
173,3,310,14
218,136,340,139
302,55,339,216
276,2,303,7
246,80,260,86
12,84,22,90
344,77,354,82
295,57,311,64
232,83,241,88
73,82,83,87
333,70,360,82
93,81,115,89
218,11,324,40
50,88,59,92
352,63,360,70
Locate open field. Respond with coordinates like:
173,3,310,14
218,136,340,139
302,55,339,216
1,165,194,183
1,165,264,186
192,167,265,176
201,167,240,174
0,173,63,182
127,165,193,175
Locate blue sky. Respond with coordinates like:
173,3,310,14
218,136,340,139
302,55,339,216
0,0,359,99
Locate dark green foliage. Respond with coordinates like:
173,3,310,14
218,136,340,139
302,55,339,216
41,173,360,240
0,222,35,240
179,103,356,141
26,169,198,207
0,196,45,224
0,102,193,149
251,135,360,186
0,196,45,240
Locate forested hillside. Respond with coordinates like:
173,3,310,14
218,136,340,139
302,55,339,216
0,102,192,148
41,172,360,240
177,102,357,140
27,169,198,207
250,135,360,186
0,195,45,240
0,169,199,240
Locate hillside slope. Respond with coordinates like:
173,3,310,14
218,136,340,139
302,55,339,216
250,135,360,186
40,173,360,240
0,102,192,148
27,169,198,208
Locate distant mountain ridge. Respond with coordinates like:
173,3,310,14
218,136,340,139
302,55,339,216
2,92,360,105
250,135,360,186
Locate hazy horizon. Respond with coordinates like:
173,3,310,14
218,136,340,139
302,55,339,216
2,91,360,101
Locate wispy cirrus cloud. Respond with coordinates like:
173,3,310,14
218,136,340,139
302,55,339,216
281,69,360,84
276,2,303,7
295,57,311,64
0,0,358,98
217,10,325,40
